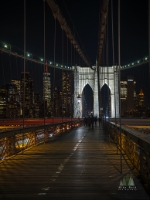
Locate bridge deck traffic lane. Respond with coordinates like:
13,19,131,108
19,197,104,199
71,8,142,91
0,118,73,126
0,126,150,199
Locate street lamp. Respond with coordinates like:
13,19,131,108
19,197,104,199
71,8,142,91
26,52,32,57
3,43,11,51
77,94,82,118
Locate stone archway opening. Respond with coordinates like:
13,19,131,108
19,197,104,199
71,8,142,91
82,84,93,117
101,84,111,118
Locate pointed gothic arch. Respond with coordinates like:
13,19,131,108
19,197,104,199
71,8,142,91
82,83,93,117
101,83,111,117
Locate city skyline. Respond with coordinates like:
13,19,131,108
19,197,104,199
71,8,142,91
0,1,148,65
0,69,74,118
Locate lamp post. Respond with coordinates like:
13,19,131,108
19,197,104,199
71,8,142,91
77,94,82,118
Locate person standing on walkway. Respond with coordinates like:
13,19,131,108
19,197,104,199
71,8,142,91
87,116,91,128
98,117,101,126
94,116,97,126
91,114,94,129
84,117,87,126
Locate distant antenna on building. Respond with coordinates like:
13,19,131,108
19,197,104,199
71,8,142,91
45,65,48,73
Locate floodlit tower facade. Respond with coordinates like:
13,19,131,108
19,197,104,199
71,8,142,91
73,66,119,118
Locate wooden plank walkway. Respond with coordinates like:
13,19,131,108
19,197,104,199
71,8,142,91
0,125,150,200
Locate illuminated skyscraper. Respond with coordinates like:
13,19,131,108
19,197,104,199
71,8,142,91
137,89,145,107
54,86,62,117
43,66,51,109
6,84,20,118
62,71,73,117
0,84,20,118
34,93,40,118
21,72,34,117
0,86,7,118
11,79,21,116
11,79,20,96
120,76,136,116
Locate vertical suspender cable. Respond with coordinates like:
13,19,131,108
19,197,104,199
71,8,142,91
100,38,106,120
111,0,115,65
62,29,64,122
106,14,109,120
97,11,101,119
22,0,26,153
23,0,26,129
97,63,100,120
67,37,70,117
9,54,12,80
74,46,75,65
71,41,73,118
71,40,72,67
111,0,117,122
62,30,64,66
67,37,68,66
53,18,56,118
118,0,122,173
43,0,46,130
16,56,19,79
148,1,150,106
1,52,5,85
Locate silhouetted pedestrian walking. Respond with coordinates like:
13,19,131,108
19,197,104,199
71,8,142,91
94,116,97,126
91,114,94,128
87,116,91,128
84,117,87,126
98,117,101,126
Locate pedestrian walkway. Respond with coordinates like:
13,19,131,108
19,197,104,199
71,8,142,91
0,124,150,199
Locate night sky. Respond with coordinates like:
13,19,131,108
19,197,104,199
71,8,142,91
0,0,149,108
0,0,148,65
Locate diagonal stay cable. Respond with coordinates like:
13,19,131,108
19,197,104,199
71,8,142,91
45,0,91,68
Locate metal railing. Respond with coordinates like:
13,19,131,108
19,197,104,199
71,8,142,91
0,119,83,162
103,120,150,187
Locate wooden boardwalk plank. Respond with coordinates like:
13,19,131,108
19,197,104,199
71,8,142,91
0,125,150,200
